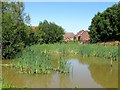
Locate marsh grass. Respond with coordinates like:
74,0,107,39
1,80,14,89
32,43,118,60
14,43,118,75
58,58,71,74
15,47,52,74
15,46,71,74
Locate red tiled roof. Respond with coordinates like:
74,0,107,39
75,30,84,37
80,31,90,41
64,32,75,39
75,30,90,41
32,26,38,29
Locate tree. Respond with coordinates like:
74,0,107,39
89,2,120,43
24,26,42,46
2,2,29,59
38,20,65,44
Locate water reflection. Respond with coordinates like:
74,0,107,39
89,63,118,88
2,56,118,88
68,59,102,88
79,56,118,88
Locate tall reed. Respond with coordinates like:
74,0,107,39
14,42,118,75
31,43,118,60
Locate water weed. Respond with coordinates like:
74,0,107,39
13,43,118,75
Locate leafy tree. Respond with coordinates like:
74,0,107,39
89,2,120,43
33,27,43,44
38,20,65,44
24,26,42,46
2,2,29,59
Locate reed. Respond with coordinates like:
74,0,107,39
15,46,71,74
58,58,71,74
15,47,52,74
2,80,14,88
31,43,118,60
14,42,118,75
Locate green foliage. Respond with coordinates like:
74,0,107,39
2,2,29,59
1,80,14,89
15,47,52,74
2,2,41,59
12,43,118,75
89,2,120,43
38,20,65,44
58,58,70,74
2,81,28,89
32,27,43,44
30,43,118,60
2,2,24,58
23,27,39,46
14,46,71,74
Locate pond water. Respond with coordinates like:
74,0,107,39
2,56,118,88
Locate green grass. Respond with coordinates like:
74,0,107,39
58,58,71,74
14,46,71,74
13,42,118,75
14,47,52,74
2,83,28,90
29,43,118,60
1,80,14,89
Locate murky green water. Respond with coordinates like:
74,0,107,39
2,56,118,88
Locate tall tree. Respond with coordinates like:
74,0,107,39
89,2,120,43
2,1,29,59
38,20,65,44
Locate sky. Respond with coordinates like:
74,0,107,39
24,2,116,34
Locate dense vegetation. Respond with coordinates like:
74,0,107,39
2,2,65,59
1,1,119,88
2,1,119,59
29,43,118,60
38,20,65,44
89,2,120,43
13,47,70,74
2,2,32,59
11,43,118,75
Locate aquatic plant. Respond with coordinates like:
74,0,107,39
15,46,71,74
35,43,118,60
1,80,15,89
15,47,52,74
58,58,71,74
13,42,118,75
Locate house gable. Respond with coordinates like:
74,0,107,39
75,30,90,42
64,32,75,40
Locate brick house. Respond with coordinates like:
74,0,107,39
75,30,90,43
64,32,75,42
32,26,38,29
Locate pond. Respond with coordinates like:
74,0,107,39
2,55,118,88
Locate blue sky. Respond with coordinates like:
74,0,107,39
24,2,116,34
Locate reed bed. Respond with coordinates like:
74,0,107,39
14,46,71,74
31,43,118,60
14,42,118,75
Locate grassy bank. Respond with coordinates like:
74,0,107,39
1,79,14,89
2,83,14,88
2,82,28,89
12,43,118,75
13,45,71,74
29,43,118,60
97,41,120,46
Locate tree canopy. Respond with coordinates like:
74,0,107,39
2,2,65,59
2,2,36,59
89,2,120,43
38,20,65,44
